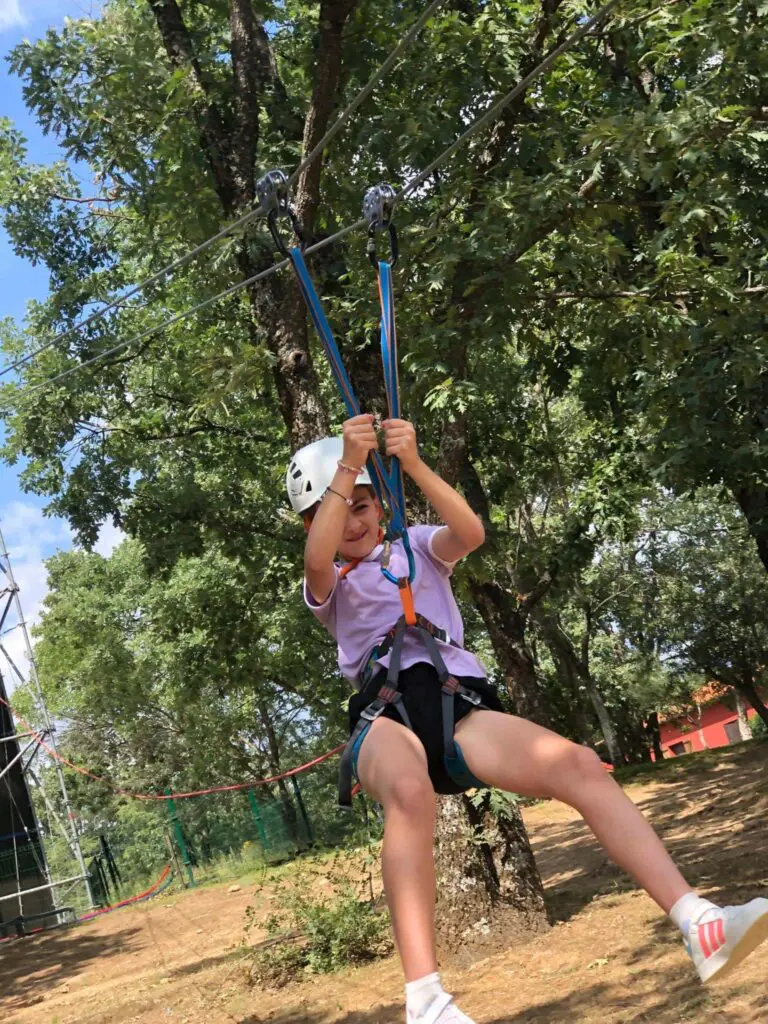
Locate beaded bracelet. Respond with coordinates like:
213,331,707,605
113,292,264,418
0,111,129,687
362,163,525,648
337,460,363,476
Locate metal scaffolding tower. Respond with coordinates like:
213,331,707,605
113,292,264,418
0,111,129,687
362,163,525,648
0,521,94,932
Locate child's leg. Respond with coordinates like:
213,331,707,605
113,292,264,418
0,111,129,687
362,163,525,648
357,716,438,981
358,719,481,1020
454,709,768,983
454,709,690,911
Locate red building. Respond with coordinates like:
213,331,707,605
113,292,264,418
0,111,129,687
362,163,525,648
657,682,761,758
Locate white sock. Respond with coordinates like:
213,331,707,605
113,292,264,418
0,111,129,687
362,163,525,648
406,972,444,1021
669,892,719,937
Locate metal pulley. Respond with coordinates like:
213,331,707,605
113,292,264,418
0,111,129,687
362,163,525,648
363,183,399,268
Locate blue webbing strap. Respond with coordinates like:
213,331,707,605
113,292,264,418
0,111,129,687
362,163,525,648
287,245,406,541
376,259,415,582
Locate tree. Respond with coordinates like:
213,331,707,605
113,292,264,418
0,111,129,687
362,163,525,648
651,495,768,727
4,0,768,944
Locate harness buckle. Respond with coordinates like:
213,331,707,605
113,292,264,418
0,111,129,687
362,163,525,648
360,698,390,722
458,687,483,706
417,614,450,646
441,676,460,695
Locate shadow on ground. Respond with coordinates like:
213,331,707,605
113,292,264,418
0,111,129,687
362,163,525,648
528,741,768,924
0,921,144,1014
237,961,768,1024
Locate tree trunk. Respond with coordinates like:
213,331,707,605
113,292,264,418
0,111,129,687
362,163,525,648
433,793,549,965
614,701,652,762
646,711,664,761
734,691,753,741
147,0,238,214
733,485,768,575
583,673,623,765
535,610,623,763
541,634,592,744
468,579,552,728
258,705,301,847
294,0,359,238
736,680,768,729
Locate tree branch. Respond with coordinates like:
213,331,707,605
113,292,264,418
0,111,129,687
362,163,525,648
529,284,768,302
294,0,360,239
147,0,237,214
47,192,120,204
228,0,263,204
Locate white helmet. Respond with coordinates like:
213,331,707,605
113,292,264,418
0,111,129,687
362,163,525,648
286,436,372,514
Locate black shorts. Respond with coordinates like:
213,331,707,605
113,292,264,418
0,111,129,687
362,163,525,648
348,661,505,794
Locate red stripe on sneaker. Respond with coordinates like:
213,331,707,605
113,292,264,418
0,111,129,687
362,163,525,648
715,918,725,950
700,923,712,959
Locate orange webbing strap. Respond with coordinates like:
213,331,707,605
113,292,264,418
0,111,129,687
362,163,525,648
338,528,385,580
339,558,361,580
398,578,417,626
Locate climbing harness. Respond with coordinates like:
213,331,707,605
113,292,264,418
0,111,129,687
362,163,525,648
337,610,490,806
261,170,489,804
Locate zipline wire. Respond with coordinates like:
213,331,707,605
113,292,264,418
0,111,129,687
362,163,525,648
0,0,449,382
21,222,364,396
0,690,345,801
20,0,624,399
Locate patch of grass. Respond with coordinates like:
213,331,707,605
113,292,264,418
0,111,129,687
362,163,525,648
613,735,768,785
246,862,391,988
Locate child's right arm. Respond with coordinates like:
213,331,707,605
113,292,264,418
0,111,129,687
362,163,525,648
304,414,378,604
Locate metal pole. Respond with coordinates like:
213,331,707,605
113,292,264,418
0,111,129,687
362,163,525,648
165,789,195,887
247,788,269,852
0,736,40,784
0,524,95,908
0,730,36,745
27,767,78,858
0,874,87,906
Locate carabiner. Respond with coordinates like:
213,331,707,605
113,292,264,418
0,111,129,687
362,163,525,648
380,530,416,586
363,183,399,268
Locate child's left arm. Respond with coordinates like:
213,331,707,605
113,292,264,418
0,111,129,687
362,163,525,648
383,418,485,562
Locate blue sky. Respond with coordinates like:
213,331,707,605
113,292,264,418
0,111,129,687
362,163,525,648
1,0,119,689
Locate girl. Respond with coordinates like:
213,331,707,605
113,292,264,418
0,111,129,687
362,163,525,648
288,413,768,1024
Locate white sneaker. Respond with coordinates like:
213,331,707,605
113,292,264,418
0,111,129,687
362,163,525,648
408,992,476,1024
687,898,768,983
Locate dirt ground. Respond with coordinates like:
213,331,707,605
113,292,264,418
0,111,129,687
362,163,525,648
3,741,768,1024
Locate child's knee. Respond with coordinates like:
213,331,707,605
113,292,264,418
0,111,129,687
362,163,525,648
551,742,609,797
570,743,608,781
385,771,435,819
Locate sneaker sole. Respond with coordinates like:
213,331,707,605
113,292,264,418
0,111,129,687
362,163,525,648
701,905,768,984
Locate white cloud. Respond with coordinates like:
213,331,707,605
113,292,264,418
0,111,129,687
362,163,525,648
93,517,123,558
0,503,123,697
0,0,25,32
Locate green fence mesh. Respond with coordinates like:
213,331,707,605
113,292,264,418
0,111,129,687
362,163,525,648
164,758,368,880
0,757,377,905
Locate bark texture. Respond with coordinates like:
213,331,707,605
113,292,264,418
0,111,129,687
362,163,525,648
434,793,549,964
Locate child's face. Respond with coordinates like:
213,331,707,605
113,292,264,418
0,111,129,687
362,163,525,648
337,486,383,561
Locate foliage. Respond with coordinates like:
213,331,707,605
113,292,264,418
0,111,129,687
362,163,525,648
247,865,392,986
1,0,768,878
